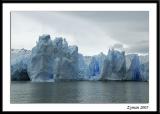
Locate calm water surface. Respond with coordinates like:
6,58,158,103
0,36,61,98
11,81,148,103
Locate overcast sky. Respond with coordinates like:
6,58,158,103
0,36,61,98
11,11,149,56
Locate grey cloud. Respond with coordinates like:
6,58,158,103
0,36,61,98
112,43,123,49
11,11,149,55
125,40,149,54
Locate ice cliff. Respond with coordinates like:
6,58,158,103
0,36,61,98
11,49,31,80
11,34,149,82
101,49,126,80
27,34,79,82
125,54,149,81
78,52,106,80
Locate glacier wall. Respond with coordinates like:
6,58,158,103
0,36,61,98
27,34,79,82
27,35,55,82
125,54,149,81
101,49,126,80
11,34,149,82
11,49,31,81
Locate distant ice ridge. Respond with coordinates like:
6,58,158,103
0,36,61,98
11,34,149,82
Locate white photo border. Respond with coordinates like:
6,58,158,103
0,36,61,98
2,3,157,111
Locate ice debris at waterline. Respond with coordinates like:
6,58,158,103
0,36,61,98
11,34,149,82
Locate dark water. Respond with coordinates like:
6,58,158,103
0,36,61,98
10,81,149,103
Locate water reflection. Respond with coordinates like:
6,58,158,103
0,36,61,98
29,82,81,103
11,81,148,103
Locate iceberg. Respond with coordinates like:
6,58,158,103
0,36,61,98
78,54,90,80
27,34,79,82
125,55,141,80
27,34,55,82
87,53,106,80
11,49,31,81
77,52,106,80
125,54,149,81
11,34,149,82
101,49,126,80
140,62,149,81
139,54,149,81
89,57,100,76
